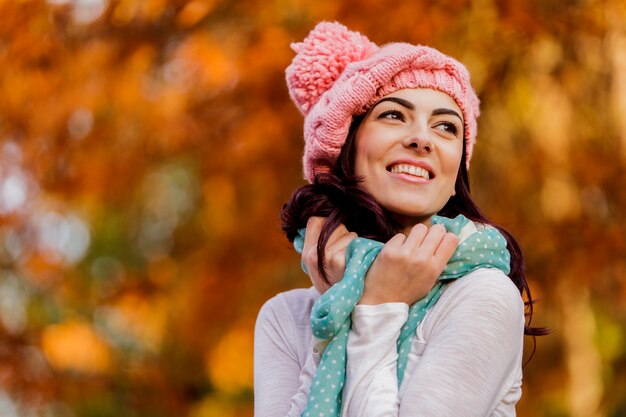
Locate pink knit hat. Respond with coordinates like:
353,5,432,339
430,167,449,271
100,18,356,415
286,22,481,182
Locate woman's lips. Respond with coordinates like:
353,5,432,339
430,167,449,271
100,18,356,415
386,160,435,181
389,163,430,179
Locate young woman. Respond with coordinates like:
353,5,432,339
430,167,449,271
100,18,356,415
254,22,543,417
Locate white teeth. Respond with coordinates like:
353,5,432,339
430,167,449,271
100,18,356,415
390,164,430,179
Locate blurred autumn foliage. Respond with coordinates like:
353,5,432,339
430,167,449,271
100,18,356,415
0,0,625,416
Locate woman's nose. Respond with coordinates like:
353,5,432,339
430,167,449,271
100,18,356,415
403,131,433,153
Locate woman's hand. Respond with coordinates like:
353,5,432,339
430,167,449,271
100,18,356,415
302,217,358,295
360,223,458,306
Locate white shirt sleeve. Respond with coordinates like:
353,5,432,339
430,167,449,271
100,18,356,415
254,289,319,417
341,269,525,417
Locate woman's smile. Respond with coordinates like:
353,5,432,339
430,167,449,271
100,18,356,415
387,160,434,181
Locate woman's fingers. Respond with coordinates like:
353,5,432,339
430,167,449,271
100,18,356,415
304,217,326,254
435,232,459,261
302,217,327,293
361,224,460,305
324,223,355,283
302,217,356,293
304,219,458,299
418,224,447,254
326,223,350,246
325,231,358,285
402,223,428,249
405,224,457,260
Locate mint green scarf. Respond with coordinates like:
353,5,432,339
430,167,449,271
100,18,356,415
293,215,511,417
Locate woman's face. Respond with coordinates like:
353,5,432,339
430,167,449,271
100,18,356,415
354,88,464,228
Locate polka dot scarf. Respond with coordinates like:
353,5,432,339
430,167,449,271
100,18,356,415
293,215,511,417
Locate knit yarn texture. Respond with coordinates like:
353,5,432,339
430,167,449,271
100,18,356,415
293,215,511,417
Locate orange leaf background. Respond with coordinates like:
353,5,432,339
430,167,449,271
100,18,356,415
0,0,625,416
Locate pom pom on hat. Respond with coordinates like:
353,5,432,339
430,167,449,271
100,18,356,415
286,22,378,115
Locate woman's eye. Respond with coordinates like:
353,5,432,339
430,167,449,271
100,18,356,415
378,110,405,121
435,122,459,136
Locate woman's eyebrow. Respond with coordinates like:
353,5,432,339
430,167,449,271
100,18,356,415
372,98,463,122
371,97,415,110
432,108,463,122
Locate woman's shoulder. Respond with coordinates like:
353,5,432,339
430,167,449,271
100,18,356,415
255,287,319,365
260,286,319,312
422,268,525,337
257,286,319,332
445,268,523,305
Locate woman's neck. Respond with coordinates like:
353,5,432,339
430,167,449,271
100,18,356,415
394,214,434,235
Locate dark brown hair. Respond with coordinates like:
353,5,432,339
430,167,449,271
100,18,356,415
281,115,548,340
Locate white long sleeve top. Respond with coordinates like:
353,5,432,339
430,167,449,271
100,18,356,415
254,268,525,417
